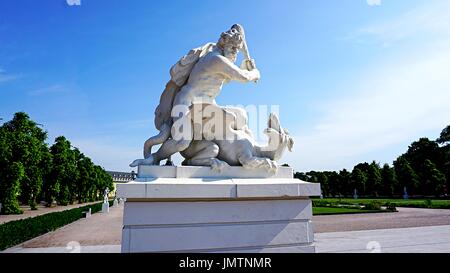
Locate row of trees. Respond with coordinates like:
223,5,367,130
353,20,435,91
0,112,114,214
295,125,450,198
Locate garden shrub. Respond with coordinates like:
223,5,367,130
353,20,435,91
385,202,398,212
312,200,332,207
363,201,382,210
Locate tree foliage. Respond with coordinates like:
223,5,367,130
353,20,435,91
0,162,24,214
437,125,450,145
422,159,446,197
366,162,382,197
294,124,450,198
351,168,367,194
0,112,114,214
380,164,397,196
0,112,49,209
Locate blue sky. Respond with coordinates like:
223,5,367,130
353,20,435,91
1,0,450,172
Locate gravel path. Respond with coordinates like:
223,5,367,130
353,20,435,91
15,205,123,248
6,205,450,249
313,207,450,233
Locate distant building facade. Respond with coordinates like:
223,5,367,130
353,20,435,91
107,171,135,183
106,171,135,196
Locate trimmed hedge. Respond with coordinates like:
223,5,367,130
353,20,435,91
312,199,362,209
313,198,450,209
0,200,113,251
312,199,394,213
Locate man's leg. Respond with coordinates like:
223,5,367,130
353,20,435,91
130,115,193,167
153,138,191,163
181,140,229,172
153,113,194,162
130,138,191,167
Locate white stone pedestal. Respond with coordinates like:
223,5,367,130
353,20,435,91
102,202,109,213
117,166,320,253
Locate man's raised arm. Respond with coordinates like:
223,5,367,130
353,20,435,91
213,55,260,83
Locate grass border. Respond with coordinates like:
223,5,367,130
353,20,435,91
313,207,389,216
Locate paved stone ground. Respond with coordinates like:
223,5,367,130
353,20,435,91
315,225,450,253
313,207,450,233
4,244,121,253
7,225,450,253
0,201,101,224
3,205,450,253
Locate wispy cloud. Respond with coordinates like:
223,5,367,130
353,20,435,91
103,118,154,131
347,0,450,47
28,84,69,96
288,1,450,172
0,68,18,83
70,138,142,172
288,47,450,171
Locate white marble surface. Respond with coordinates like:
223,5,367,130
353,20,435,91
119,166,320,253
123,200,313,226
137,165,294,179
121,198,315,253
123,221,313,253
117,178,321,199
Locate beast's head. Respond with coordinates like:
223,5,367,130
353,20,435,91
263,113,294,161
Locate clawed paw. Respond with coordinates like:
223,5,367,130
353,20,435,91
211,159,229,173
264,159,278,174
129,155,156,167
129,159,143,167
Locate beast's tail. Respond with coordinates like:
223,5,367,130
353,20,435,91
143,123,171,158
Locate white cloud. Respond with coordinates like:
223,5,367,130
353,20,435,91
288,46,450,172
287,2,450,172
66,0,81,6
0,68,17,83
367,0,381,6
104,118,154,131
70,137,185,172
28,84,68,96
71,138,141,172
355,0,450,46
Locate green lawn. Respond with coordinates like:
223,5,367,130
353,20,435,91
313,207,385,215
314,198,450,209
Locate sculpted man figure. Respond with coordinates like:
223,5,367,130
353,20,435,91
130,24,294,172
130,24,261,168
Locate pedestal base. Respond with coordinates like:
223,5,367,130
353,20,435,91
102,202,109,213
118,166,320,253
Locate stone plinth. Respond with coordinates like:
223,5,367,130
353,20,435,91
101,202,109,213
117,166,320,253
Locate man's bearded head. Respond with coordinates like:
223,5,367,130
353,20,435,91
217,27,244,62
